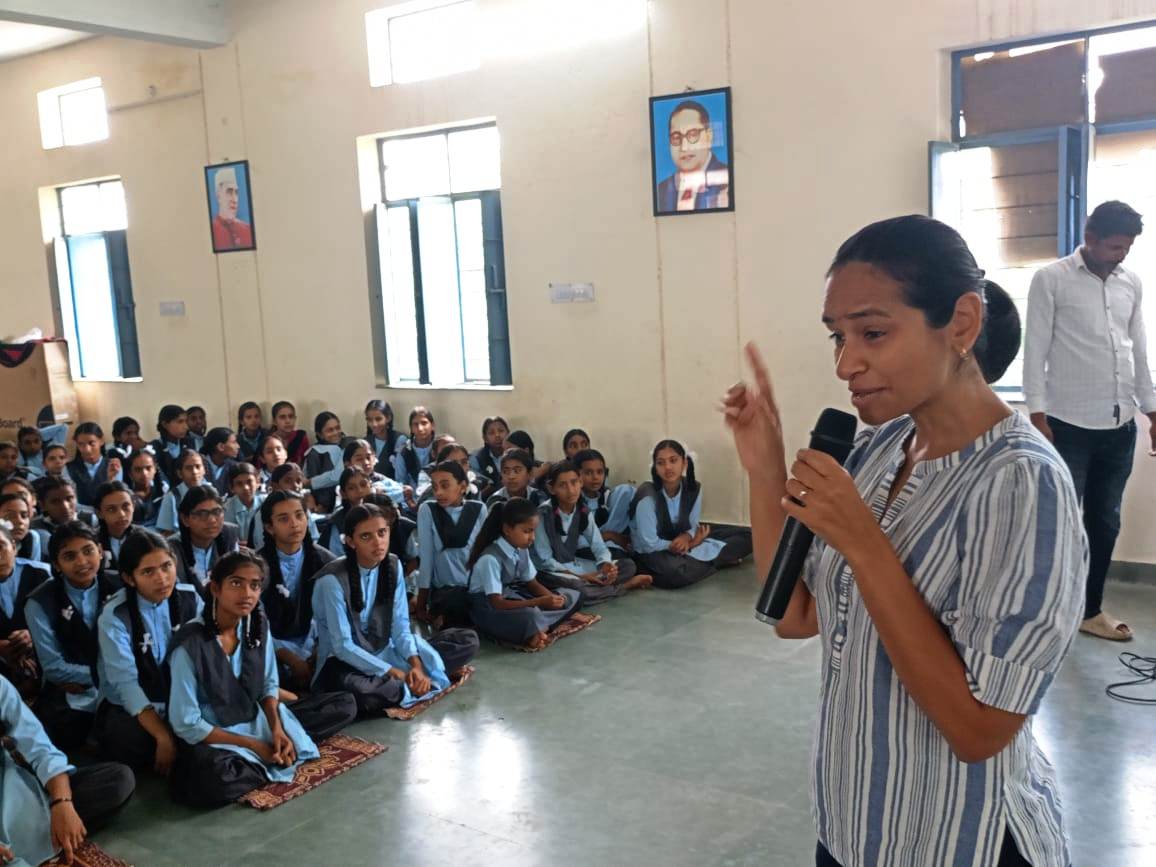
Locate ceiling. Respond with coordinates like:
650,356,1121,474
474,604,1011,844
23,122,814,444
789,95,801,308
0,20,90,63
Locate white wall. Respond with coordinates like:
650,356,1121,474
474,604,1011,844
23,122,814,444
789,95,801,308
3,0,1156,561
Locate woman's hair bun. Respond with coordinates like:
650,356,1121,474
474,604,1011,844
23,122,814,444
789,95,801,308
974,280,1021,385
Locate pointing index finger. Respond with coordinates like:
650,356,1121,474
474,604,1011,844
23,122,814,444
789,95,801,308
744,342,777,409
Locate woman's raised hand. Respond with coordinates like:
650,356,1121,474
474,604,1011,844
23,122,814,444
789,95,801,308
721,343,787,481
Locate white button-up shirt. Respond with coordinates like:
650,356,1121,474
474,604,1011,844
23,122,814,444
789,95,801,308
1023,249,1156,429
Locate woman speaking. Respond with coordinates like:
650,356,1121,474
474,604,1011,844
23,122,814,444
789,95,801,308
723,216,1085,867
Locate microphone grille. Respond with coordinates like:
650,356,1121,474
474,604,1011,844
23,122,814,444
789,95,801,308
809,409,858,463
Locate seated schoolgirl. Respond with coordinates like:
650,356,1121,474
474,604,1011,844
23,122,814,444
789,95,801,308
0,490,48,562
156,448,210,535
17,425,46,480
0,520,50,696
186,406,208,454
95,481,138,571
43,444,73,484
258,491,336,691
0,442,22,485
167,550,356,807
201,427,241,496
67,423,121,508
485,449,549,510
322,469,371,556
26,522,122,749
0,672,135,867
303,412,346,513
236,402,267,462
414,462,488,628
150,405,194,485
112,416,147,454
364,399,405,480
363,493,418,587
467,498,586,650
311,503,479,716
415,443,484,508
32,476,98,535
95,529,203,771
532,461,651,603
270,401,311,466
572,448,636,555
251,463,322,549
257,432,289,483
629,440,754,589
343,439,408,505
393,406,436,489
470,416,509,499
561,428,591,461
504,430,547,486
223,462,265,546
126,449,168,529
169,487,241,590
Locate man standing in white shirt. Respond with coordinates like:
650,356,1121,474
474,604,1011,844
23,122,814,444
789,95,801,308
1024,200,1155,642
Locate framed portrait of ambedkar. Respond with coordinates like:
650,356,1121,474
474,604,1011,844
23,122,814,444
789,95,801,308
649,87,735,216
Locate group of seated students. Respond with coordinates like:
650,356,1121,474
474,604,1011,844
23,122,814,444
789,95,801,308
0,399,751,864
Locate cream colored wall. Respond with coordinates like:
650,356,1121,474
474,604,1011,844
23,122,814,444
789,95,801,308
3,0,1156,561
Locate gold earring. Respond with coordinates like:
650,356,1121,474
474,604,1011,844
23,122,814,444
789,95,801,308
958,347,970,360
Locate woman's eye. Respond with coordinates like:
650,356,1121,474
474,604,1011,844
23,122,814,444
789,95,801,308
864,330,885,341
828,333,844,345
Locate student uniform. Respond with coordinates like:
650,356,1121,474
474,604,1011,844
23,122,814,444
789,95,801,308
25,570,122,750
414,468,484,507
167,524,242,591
581,483,636,555
468,538,583,645
469,446,504,496
237,429,267,462
132,478,168,529
31,506,99,536
167,615,356,807
99,525,137,573
18,452,45,480
278,429,311,467
17,527,49,563
0,558,51,695
368,430,406,480
416,500,487,627
303,442,345,513
629,481,753,589
203,457,238,497
393,440,434,490
0,674,135,867
150,436,194,486
311,555,478,715
67,456,121,507
248,508,321,551
224,492,266,547
486,487,549,510
95,584,203,767
156,481,216,534
531,501,638,604
260,540,335,684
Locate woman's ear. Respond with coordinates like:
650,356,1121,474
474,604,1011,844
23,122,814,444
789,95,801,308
951,291,984,355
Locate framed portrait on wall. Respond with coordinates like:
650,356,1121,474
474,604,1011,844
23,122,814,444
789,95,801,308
204,159,256,253
649,87,735,216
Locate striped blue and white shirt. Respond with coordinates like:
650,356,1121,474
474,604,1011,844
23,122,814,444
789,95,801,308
804,411,1085,867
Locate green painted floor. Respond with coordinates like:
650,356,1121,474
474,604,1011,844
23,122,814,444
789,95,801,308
91,568,1156,866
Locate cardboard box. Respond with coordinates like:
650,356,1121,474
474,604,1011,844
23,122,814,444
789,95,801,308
0,340,78,441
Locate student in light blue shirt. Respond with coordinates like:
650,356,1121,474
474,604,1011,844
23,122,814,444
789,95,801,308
572,448,636,554
125,449,167,529
0,489,48,562
95,529,202,771
167,549,355,806
629,440,752,589
393,406,436,489
67,423,122,508
0,672,135,867
156,449,209,535
311,503,478,717
26,522,122,750
0,520,51,695
185,406,208,455
149,405,195,486
168,487,240,591
201,427,241,497
302,412,346,513
223,462,265,545
364,399,406,479
414,462,487,628
95,481,138,571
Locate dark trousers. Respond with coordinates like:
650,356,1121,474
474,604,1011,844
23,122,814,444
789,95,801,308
33,686,95,752
287,691,358,741
428,627,480,673
429,586,473,629
94,702,158,769
71,762,136,829
317,658,407,716
816,831,1034,866
1048,416,1136,619
170,743,268,807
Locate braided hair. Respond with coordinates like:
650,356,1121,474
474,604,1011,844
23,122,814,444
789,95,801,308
341,504,389,613
650,439,697,491
259,490,313,596
118,528,187,646
204,548,266,649
467,497,538,569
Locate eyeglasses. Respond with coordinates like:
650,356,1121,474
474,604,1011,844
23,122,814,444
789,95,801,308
190,507,225,520
669,127,708,147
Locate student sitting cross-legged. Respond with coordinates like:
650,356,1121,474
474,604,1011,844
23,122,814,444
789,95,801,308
167,549,356,806
311,503,478,717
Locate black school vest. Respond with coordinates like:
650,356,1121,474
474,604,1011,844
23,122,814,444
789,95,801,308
429,501,484,550
399,442,426,480
173,524,241,588
371,431,401,479
470,447,502,485
0,563,50,634
327,555,401,654
260,541,335,641
67,457,107,507
112,586,201,704
473,542,527,592
389,515,417,561
99,525,139,572
587,488,611,527
173,619,265,727
538,501,590,564
27,572,121,682
630,481,701,540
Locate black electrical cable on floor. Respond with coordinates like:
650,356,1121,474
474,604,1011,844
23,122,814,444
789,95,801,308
1105,652,1156,705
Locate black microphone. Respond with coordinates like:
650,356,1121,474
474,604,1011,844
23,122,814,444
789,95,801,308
755,408,858,626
